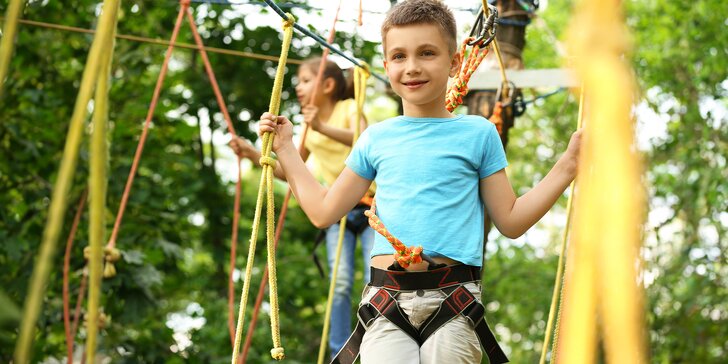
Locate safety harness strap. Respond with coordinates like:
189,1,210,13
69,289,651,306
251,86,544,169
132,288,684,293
331,283,508,364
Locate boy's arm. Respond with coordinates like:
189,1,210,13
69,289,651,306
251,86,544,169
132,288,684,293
229,137,310,180
276,143,371,227
260,112,371,228
480,130,582,238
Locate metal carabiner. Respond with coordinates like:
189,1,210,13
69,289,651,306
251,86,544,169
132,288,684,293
467,4,499,47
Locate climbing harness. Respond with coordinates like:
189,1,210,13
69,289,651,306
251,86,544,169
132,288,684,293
331,265,508,364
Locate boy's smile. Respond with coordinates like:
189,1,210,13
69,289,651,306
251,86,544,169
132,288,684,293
383,23,460,118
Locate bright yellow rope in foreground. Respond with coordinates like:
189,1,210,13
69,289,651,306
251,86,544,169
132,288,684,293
85,9,117,362
317,63,371,364
230,13,294,364
13,0,122,362
538,87,584,364
558,0,647,362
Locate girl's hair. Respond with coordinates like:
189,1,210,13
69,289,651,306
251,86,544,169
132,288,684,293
300,57,355,101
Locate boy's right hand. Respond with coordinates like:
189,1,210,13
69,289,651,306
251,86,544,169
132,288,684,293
258,112,294,153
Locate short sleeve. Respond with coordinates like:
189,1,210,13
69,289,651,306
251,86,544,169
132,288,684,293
479,123,509,178
345,128,376,180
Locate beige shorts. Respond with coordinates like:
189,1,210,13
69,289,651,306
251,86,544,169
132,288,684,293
359,282,484,364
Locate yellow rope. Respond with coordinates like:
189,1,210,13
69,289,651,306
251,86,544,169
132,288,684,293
318,216,348,364
317,63,370,364
85,6,118,362
0,0,26,100
558,0,646,362
231,13,294,364
13,0,122,362
538,87,584,364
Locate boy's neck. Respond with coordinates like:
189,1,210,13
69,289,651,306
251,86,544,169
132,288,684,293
402,98,453,119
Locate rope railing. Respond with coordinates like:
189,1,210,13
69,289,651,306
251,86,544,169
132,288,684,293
0,17,303,65
262,0,388,84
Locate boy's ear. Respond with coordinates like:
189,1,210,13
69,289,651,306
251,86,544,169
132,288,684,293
449,52,462,78
383,60,388,71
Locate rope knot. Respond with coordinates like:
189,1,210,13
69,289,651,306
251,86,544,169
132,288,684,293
282,13,295,28
270,347,285,360
259,156,276,167
103,247,122,278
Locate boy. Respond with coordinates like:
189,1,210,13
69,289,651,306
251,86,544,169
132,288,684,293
257,0,582,362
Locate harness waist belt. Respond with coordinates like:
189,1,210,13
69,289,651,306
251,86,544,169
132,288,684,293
369,264,481,290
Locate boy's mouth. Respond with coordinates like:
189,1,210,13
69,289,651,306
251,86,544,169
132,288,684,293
402,80,428,89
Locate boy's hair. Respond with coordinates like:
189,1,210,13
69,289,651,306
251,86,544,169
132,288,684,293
381,0,457,55
300,57,355,101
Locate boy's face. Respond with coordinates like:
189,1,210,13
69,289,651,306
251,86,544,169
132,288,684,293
383,23,460,117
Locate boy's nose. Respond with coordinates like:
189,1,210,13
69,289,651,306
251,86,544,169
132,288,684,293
405,59,421,75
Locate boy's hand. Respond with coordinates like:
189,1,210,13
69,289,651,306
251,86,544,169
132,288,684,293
562,129,583,178
258,112,294,153
301,105,322,131
228,137,257,160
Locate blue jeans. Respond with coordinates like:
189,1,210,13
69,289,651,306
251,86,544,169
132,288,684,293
325,207,375,358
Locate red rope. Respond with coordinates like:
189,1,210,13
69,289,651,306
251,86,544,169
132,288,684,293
63,191,86,364
106,2,188,250
239,1,343,361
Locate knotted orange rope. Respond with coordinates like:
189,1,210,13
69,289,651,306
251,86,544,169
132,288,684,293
490,101,504,133
365,202,423,268
446,37,490,112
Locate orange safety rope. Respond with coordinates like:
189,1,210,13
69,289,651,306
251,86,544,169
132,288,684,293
489,101,504,134
239,2,343,361
62,191,86,364
445,36,490,112
365,202,423,268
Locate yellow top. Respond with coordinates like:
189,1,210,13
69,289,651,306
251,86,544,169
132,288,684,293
304,98,358,186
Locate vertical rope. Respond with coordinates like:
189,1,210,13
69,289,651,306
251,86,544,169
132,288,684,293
558,0,646,362
63,192,87,364
538,88,584,364
0,0,26,99
106,1,189,251
13,0,121,362
231,13,295,364
85,4,117,361
240,2,343,360
317,217,348,364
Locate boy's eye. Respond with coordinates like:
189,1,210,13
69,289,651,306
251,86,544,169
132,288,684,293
421,50,435,56
392,53,405,60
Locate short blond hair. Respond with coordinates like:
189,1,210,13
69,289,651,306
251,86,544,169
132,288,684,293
381,0,457,55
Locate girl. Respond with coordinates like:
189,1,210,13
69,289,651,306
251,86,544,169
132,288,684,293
230,57,374,358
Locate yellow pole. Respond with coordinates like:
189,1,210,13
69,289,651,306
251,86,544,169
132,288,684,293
0,0,26,99
86,6,117,362
13,0,121,362
557,0,647,363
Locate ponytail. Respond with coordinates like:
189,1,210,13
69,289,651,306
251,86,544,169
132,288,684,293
301,57,354,101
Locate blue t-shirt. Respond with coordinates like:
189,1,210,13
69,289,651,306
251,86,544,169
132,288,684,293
345,114,508,267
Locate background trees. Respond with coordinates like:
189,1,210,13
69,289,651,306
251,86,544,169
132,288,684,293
0,0,724,362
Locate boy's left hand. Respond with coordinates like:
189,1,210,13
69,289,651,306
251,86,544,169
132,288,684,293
563,129,583,177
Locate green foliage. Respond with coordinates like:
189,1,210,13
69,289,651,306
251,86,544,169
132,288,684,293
0,0,725,363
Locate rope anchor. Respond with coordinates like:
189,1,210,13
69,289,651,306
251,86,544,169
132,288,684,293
467,4,499,47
